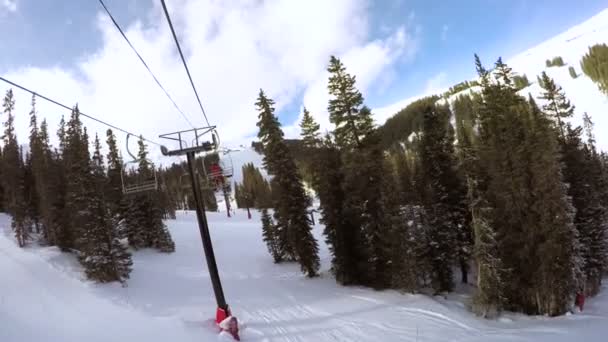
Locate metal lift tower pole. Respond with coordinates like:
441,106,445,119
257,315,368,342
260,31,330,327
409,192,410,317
186,150,227,310
159,127,239,340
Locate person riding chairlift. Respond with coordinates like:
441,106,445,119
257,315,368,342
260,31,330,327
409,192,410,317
210,163,224,189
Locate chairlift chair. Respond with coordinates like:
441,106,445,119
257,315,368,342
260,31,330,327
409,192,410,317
202,151,234,192
121,133,159,195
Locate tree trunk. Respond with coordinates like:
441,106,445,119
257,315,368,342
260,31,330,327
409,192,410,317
460,259,469,284
246,207,251,219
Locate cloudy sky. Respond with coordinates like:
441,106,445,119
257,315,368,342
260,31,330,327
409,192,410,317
0,0,606,157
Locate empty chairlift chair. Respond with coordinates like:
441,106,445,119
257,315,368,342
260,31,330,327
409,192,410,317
121,133,159,195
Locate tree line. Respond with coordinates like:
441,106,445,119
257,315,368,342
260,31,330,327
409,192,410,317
254,54,608,317
1,90,175,284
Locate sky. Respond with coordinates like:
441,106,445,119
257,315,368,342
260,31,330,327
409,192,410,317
0,0,607,157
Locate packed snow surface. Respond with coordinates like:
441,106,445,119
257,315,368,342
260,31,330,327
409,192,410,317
1,211,607,341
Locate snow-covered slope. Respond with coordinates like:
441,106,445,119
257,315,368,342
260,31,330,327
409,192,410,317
2,211,607,341
224,147,267,184
0,214,206,342
507,8,608,150
376,8,608,150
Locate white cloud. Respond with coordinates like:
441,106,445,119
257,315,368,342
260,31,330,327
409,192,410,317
424,72,448,94
1,0,419,162
286,24,419,138
1,0,17,13
441,24,449,41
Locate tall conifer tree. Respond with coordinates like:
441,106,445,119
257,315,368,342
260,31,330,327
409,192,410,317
419,103,469,292
538,72,574,139
79,135,133,282
256,89,319,276
2,90,28,246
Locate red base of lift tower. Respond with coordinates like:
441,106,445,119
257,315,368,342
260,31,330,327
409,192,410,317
216,307,240,340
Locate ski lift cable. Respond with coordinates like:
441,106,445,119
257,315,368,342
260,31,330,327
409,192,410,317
159,0,211,128
97,0,195,129
0,76,162,146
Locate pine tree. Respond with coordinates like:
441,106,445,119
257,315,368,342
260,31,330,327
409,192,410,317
470,185,503,317
326,56,390,287
2,90,28,246
27,95,42,233
12,148,29,247
105,129,124,217
538,71,574,139
23,152,39,233
298,107,322,189
475,57,532,313
78,135,133,283
138,136,175,252
474,56,579,315
383,158,425,292
561,115,608,296
524,97,578,316
61,105,91,252
48,116,68,248
300,107,321,148
391,146,419,205
580,43,608,95
256,89,319,276
327,56,373,149
261,208,282,262
314,134,358,283
419,103,469,293
238,163,257,218
37,119,55,244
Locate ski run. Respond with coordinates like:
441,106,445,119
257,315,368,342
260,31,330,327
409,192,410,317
1,211,606,342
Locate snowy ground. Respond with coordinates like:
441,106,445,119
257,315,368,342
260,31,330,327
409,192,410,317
1,210,607,341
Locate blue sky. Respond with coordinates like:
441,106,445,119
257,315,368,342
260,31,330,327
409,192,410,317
0,0,607,147
367,0,608,107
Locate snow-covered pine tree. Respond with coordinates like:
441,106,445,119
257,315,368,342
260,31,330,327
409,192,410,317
255,89,319,276
2,90,28,247
452,95,480,285
470,185,503,317
261,208,282,263
136,136,175,253
383,157,422,292
561,115,608,296
79,134,133,283
122,193,148,249
538,72,574,139
419,103,469,293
